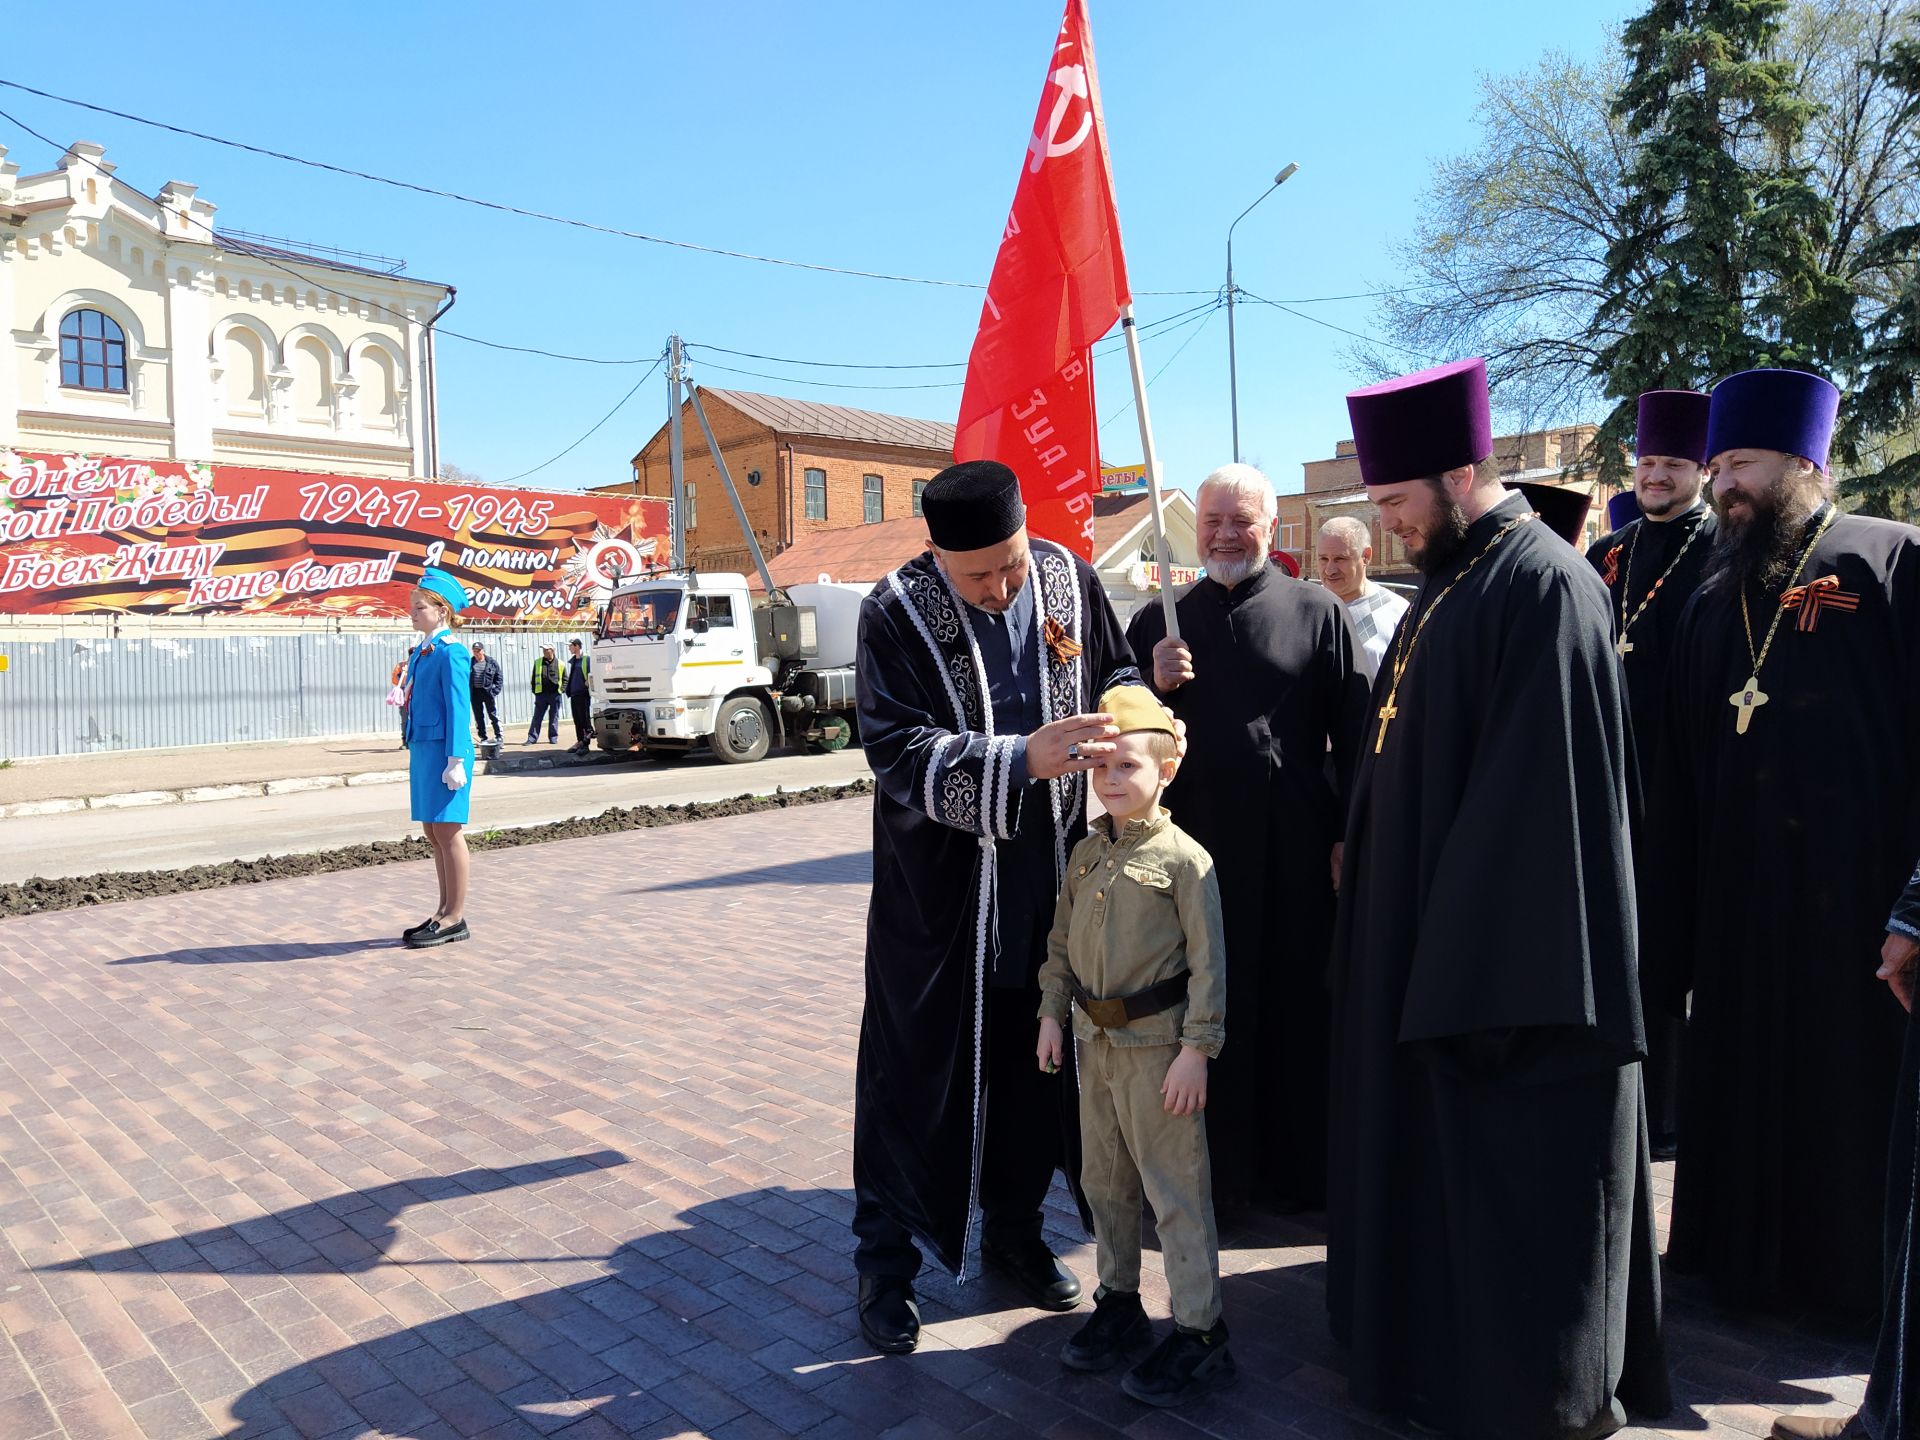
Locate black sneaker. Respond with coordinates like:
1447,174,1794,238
406,919,470,949
1121,1320,1235,1408
1061,1288,1151,1372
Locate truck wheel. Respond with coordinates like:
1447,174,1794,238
808,715,853,753
710,696,772,764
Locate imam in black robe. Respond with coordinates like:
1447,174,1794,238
1584,501,1717,1144
1646,507,1920,1317
1125,563,1369,1207
1329,492,1670,1439
852,540,1140,1277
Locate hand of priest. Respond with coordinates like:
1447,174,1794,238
1027,713,1117,780
1162,1045,1208,1116
1878,931,1918,1013
1036,1017,1064,1074
1152,636,1195,692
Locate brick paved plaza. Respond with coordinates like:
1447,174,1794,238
0,799,1876,1438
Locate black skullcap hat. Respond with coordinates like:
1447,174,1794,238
922,460,1027,551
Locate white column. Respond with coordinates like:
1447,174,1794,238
163,264,215,461
402,302,431,477
0,248,19,449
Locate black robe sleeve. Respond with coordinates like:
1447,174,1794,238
1319,596,1371,814
855,589,1027,842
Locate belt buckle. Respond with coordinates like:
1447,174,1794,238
1084,996,1129,1029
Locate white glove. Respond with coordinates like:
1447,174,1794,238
442,758,467,791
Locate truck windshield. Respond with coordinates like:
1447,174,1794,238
601,589,682,639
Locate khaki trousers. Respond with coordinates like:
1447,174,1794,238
1078,1033,1222,1328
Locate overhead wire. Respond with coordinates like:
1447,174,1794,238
1235,287,1441,363
1098,306,1223,428
500,351,668,483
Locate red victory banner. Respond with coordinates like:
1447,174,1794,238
953,0,1132,559
0,449,668,622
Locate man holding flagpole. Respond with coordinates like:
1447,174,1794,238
850,0,1169,1358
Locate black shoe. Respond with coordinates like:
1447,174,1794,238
1061,1288,1151,1372
1650,1134,1679,1162
857,1276,919,1354
981,1235,1082,1311
402,916,440,941
1121,1321,1236,1408
405,919,470,949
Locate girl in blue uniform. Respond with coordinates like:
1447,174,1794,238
401,568,476,948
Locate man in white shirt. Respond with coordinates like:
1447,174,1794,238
1316,516,1408,682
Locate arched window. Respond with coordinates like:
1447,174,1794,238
59,309,127,392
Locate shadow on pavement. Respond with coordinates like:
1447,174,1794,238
626,852,873,893
109,938,405,966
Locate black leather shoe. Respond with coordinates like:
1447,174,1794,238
402,916,439,941
857,1276,919,1354
406,919,470,949
1061,1288,1151,1372
980,1235,1082,1311
1122,1320,1236,1408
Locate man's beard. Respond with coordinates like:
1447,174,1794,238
1709,472,1826,589
1409,501,1472,576
1205,553,1261,587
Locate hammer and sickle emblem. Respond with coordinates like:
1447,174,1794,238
1027,64,1093,173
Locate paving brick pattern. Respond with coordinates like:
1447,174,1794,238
0,799,1873,1438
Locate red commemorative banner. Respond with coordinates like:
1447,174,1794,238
953,0,1133,559
0,449,667,622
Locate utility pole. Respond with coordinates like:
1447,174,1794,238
1226,163,1298,464
666,333,687,568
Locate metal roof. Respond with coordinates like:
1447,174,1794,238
701,390,956,452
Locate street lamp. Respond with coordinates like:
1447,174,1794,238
1226,162,1299,464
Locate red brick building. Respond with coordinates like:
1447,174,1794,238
597,391,952,575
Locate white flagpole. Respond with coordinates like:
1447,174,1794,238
1118,303,1180,640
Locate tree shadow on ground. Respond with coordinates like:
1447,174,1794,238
109,938,403,965
41,1166,1872,1440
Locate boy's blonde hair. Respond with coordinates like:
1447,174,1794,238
1139,729,1178,766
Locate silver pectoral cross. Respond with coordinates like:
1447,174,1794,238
1615,635,1634,658
1728,677,1768,736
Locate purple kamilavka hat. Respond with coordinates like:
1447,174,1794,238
1346,358,1493,487
1636,390,1711,464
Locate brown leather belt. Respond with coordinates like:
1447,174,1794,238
1068,972,1189,1029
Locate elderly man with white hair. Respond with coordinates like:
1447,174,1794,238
1315,515,1408,683
1124,463,1369,1211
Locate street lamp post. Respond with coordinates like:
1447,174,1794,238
1226,162,1299,464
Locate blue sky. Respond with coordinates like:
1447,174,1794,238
2,0,1635,498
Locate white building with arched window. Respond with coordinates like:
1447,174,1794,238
0,139,451,478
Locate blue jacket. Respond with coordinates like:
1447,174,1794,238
404,634,477,770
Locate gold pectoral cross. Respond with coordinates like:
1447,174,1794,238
1374,699,1399,754
1728,677,1768,736
1615,635,1634,658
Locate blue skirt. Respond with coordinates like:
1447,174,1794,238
410,746,471,825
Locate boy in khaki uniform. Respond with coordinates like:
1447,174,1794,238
1036,686,1231,1407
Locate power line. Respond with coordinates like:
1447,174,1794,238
0,79,1443,307
1099,306,1223,429
500,352,667,483
686,360,965,392
1236,287,1441,363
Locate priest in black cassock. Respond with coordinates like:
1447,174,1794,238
1326,357,1669,1440
850,460,1146,1355
1124,461,1368,1210
1584,389,1718,1157
1646,368,1920,1320
1772,860,1920,1440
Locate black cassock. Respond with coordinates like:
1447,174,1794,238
1646,508,1920,1317
853,542,1139,1276
1863,861,1920,1440
1125,564,1369,1206
1329,493,1669,1439
1584,503,1717,1142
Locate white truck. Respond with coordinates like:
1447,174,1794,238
589,571,866,763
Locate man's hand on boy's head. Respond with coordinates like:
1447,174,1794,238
1162,1045,1208,1115
1037,1017,1065,1073
1028,713,1118,780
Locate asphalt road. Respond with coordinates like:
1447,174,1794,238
0,747,874,883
